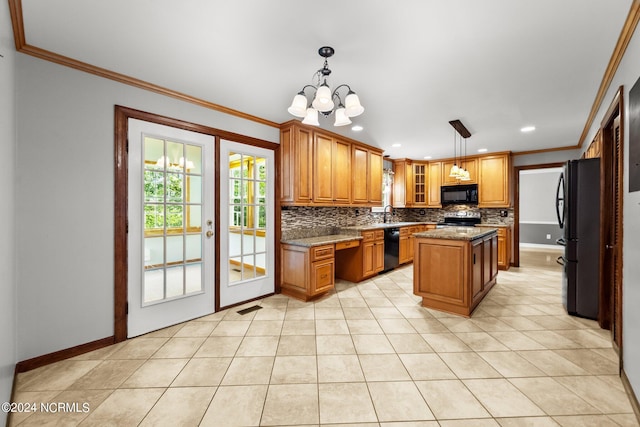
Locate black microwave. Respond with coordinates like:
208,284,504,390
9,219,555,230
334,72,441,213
441,184,478,205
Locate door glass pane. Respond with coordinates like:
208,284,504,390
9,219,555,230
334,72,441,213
166,266,184,298
185,144,202,174
228,152,269,284
142,135,204,306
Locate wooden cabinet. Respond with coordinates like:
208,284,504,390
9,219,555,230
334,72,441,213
335,229,384,282
281,244,335,301
353,146,383,205
368,151,383,205
478,153,512,207
399,224,428,265
442,158,478,185
392,159,413,208
280,121,383,207
314,132,351,204
352,146,369,204
476,225,511,270
399,227,411,264
280,123,313,205
413,162,427,206
427,161,443,208
413,230,498,317
471,239,484,303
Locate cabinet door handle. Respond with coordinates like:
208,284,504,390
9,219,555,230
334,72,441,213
473,254,476,264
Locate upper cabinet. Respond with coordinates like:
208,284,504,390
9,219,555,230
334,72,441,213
413,162,427,206
393,152,511,209
392,159,413,208
368,151,383,205
280,121,384,207
427,161,443,208
280,123,313,205
313,131,351,204
477,153,512,207
442,158,478,185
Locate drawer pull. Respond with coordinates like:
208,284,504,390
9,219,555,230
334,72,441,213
320,274,328,279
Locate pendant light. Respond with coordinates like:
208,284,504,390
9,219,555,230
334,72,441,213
448,119,472,180
449,129,460,177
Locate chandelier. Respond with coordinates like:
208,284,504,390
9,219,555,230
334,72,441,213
449,120,471,181
287,46,365,127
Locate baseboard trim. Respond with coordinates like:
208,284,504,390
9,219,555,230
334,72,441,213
14,336,115,374
621,368,640,423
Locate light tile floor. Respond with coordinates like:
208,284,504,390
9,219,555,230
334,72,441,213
8,248,640,426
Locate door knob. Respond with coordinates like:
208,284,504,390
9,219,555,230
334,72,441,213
206,231,213,238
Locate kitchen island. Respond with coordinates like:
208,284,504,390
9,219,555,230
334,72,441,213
413,227,498,317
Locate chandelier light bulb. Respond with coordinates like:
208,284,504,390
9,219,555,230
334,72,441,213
344,91,364,117
312,82,334,112
334,106,352,126
287,92,308,117
302,108,320,126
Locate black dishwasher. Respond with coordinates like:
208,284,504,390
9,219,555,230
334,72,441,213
383,227,400,273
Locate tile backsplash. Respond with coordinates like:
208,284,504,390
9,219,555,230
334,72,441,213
281,205,514,240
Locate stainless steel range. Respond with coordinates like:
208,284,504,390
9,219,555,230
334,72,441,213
436,211,482,228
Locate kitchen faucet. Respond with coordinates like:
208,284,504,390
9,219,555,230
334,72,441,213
383,204,393,223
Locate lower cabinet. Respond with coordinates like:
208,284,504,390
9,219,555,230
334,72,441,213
281,244,335,301
476,225,511,270
400,224,431,265
336,229,384,282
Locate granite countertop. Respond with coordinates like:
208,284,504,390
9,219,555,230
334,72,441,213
281,234,363,248
414,226,498,241
340,221,437,231
477,223,510,228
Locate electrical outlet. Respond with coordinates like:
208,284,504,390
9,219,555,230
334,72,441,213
355,209,359,216
546,234,551,240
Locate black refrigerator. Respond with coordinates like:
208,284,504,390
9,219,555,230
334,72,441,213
555,158,600,320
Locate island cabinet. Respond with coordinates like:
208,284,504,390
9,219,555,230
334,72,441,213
280,121,383,207
413,228,498,317
476,225,511,270
335,229,384,282
477,153,512,208
281,244,335,301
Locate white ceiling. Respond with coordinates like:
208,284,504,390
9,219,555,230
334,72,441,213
19,0,633,159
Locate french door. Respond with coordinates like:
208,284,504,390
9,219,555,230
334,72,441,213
219,140,275,308
127,119,215,337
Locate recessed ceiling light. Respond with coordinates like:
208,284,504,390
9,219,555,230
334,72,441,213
478,148,488,153
352,125,363,131
391,143,401,148
423,156,432,160
521,126,536,133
